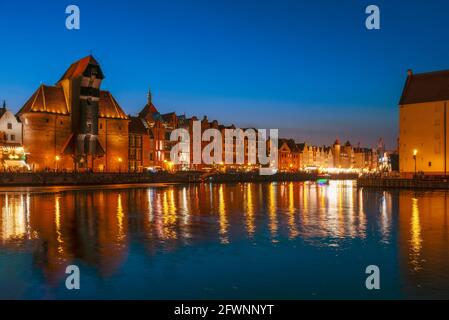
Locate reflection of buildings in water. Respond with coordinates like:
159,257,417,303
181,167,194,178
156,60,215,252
398,191,449,298
1,193,31,242
9,182,449,295
297,181,368,242
26,191,131,284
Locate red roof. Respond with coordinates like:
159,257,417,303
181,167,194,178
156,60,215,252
17,85,128,120
58,55,100,82
17,85,69,115
138,103,159,119
400,69,449,105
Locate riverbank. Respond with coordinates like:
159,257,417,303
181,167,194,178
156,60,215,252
357,177,449,189
0,172,359,187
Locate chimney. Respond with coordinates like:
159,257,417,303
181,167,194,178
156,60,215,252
407,69,413,76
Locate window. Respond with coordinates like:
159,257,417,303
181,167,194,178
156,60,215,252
10,135,15,141
429,162,432,167
7,123,12,129
129,135,135,147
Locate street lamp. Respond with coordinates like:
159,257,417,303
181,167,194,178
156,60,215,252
118,157,123,173
413,149,418,175
55,155,60,172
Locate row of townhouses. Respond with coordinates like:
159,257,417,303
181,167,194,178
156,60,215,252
278,138,380,172
0,55,381,173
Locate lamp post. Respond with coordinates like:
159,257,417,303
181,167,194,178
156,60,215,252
413,149,418,176
118,157,123,173
55,155,60,172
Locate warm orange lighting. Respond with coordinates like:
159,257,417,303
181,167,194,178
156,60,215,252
413,149,418,156
118,157,123,163
55,155,60,161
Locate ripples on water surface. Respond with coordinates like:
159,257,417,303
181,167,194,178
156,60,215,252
0,181,448,299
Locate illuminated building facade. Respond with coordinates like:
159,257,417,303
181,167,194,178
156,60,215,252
0,101,27,170
399,69,449,176
16,56,129,172
8,55,381,174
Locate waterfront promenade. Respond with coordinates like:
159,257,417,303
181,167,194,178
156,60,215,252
0,171,358,187
357,176,449,189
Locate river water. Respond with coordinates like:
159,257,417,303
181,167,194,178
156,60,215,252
0,181,448,299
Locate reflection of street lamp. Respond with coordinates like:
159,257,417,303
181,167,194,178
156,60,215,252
118,157,123,173
413,149,418,175
55,155,60,172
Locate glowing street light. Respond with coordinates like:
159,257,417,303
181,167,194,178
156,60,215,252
413,149,418,175
55,155,61,172
118,157,123,173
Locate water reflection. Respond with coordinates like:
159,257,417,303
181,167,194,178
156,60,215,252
0,181,449,298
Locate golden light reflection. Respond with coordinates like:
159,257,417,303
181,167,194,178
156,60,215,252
287,182,298,239
268,183,278,242
55,195,64,254
218,185,229,244
147,189,154,222
245,184,255,237
379,191,391,243
162,189,177,240
410,197,423,271
1,194,30,242
3,182,445,293
357,188,367,239
117,193,125,241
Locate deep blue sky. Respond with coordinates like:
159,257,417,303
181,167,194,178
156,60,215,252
1,0,449,149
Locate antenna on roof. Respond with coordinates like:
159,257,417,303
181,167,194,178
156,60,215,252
147,87,152,105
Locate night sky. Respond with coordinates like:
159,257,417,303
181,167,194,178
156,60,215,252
1,0,449,149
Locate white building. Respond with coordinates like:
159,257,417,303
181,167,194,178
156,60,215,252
0,101,27,170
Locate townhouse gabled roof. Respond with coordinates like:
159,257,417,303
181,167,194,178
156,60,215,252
161,112,177,123
400,69,449,105
138,102,159,119
17,85,128,119
279,138,300,152
99,91,128,119
129,116,148,135
17,85,70,115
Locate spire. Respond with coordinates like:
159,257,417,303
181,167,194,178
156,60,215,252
147,87,152,105
2,100,6,110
